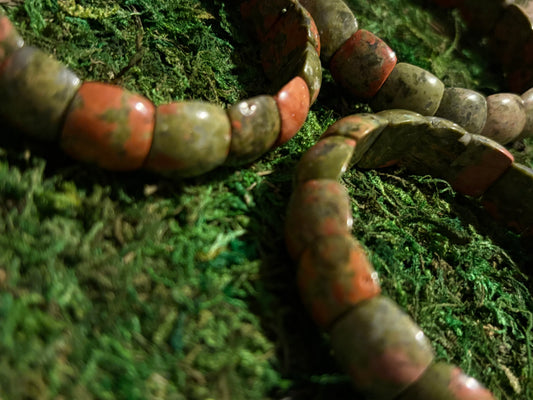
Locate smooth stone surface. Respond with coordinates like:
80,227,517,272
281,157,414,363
144,101,231,177
371,63,445,116
0,16,24,65
225,95,280,166
480,93,526,144
299,0,358,63
61,82,155,171
330,29,397,99
285,179,353,260
397,362,496,400
274,76,310,145
459,0,509,34
321,113,388,165
482,162,533,237
520,87,533,139
330,296,434,400
297,234,380,330
294,135,355,183
0,46,81,142
435,87,487,134
240,0,291,41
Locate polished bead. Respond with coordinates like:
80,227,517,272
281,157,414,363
435,87,487,134
225,95,280,166
274,76,310,145
297,234,380,329
397,362,496,400
371,63,445,116
294,136,355,183
480,93,526,144
240,0,291,41
330,29,397,99
61,82,154,171
144,101,231,177
0,46,81,142
520,87,533,139
482,162,533,237
459,0,510,34
299,0,358,63
330,296,434,400
321,113,388,165
0,16,24,65
285,179,353,260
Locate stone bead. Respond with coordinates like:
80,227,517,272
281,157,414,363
294,136,355,183
330,296,434,400
371,63,445,116
482,162,533,237
396,362,496,400
480,93,526,145
297,234,380,330
225,95,280,166
61,82,155,171
520,88,533,139
274,76,310,145
285,179,353,260
459,0,510,34
321,113,388,165
0,46,81,142
435,87,487,134
144,101,231,178
299,0,358,63
0,16,24,65
240,0,291,41
330,29,397,99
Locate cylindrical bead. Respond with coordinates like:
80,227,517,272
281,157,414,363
480,93,526,144
435,87,487,134
274,76,310,145
0,16,24,65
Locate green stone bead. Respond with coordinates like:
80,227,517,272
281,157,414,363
299,0,358,63
435,87,487,134
0,16,24,65
371,63,445,116
519,87,533,139
145,101,231,178
294,136,355,183
0,46,81,142
330,296,434,400
480,93,526,144
225,95,280,166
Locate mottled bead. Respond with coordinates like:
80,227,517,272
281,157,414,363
294,136,355,183
297,234,380,329
240,0,291,41
274,76,310,145
0,16,24,65
520,87,533,139
61,82,155,171
435,87,487,134
397,362,496,400
330,296,434,400
330,29,397,99
0,46,81,142
480,93,526,144
482,162,533,237
371,63,445,116
144,101,231,177
459,0,510,34
285,179,353,260
225,96,280,166
299,0,358,63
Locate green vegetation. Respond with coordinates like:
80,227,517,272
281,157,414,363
0,0,531,399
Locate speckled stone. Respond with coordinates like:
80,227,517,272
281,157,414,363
225,95,280,166
294,136,355,183
321,113,388,165
435,87,487,134
480,93,526,144
297,234,380,330
482,162,533,237
61,82,155,171
0,46,81,142
144,101,231,177
330,29,397,98
330,296,434,400
274,76,310,145
299,0,358,63
520,87,533,139
397,362,496,400
240,0,291,41
371,63,444,116
459,0,510,34
0,16,24,65
285,179,353,260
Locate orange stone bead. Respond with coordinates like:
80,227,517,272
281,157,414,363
274,76,310,145
61,82,155,171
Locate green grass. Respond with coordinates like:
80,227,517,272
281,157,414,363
0,0,532,399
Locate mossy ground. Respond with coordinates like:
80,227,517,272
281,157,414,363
0,0,532,399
